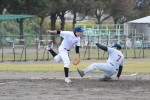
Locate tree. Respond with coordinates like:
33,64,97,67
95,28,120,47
0,0,8,14
134,0,150,17
27,0,50,40
48,0,66,30
105,0,129,24
57,0,72,31
6,0,51,42
84,0,111,24
47,0,68,43
70,0,93,29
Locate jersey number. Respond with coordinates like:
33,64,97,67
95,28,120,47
116,55,121,62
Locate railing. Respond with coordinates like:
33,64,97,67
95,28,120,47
0,35,150,62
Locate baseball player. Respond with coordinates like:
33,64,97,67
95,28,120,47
45,26,84,83
77,43,124,81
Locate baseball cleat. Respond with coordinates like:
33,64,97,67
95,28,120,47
44,45,52,50
77,68,84,77
99,76,111,81
65,77,73,83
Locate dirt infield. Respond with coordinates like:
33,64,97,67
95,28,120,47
0,71,150,100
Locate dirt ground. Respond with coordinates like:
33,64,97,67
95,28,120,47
0,71,150,100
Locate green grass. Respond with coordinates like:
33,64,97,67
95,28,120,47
1,46,150,73
0,61,150,73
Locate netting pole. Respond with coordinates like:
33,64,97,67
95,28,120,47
87,36,90,60
0,36,3,62
13,35,15,61
36,35,38,61
142,34,145,58
97,35,100,59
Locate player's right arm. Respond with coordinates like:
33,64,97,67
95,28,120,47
46,30,60,34
94,42,108,51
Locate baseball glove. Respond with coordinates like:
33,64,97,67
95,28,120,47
72,58,80,65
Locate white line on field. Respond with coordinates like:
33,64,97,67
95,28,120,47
28,73,139,80
0,81,18,85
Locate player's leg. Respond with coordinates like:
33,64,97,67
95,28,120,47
77,63,115,77
99,69,116,81
84,63,111,74
48,49,57,57
59,47,72,83
45,46,62,63
45,46,57,57
100,68,116,78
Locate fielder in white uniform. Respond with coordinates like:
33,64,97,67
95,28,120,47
77,43,124,81
45,26,84,83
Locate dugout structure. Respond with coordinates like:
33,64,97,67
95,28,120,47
124,16,150,48
0,15,36,44
0,15,36,62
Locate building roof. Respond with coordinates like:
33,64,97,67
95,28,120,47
0,15,36,20
128,16,150,23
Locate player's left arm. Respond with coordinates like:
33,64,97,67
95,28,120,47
72,46,80,65
75,46,80,58
117,66,123,80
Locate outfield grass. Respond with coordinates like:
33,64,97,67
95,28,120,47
0,61,150,73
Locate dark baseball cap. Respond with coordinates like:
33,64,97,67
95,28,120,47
112,44,121,50
74,26,84,32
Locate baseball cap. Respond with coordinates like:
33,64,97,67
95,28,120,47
74,26,84,32
112,44,121,50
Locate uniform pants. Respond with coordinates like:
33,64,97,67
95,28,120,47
84,63,117,78
54,46,70,68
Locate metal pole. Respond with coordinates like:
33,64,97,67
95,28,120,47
24,36,26,61
142,34,144,58
133,36,136,58
97,35,100,59
88,35,90,60
36,35,38,61
83,36,89,59
42,39,48,60
125,36,128,58
0,36,3,62
13,35,15,61
20,44,24,61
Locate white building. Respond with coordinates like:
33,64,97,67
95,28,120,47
124,16,150,38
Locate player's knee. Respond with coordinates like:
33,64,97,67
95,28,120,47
92,63,99,69
54,57,61,63
64,61,70,68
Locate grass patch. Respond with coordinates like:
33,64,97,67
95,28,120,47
0,61,150,73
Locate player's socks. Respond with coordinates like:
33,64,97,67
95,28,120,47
48,49,57,57
64,67,72,83
64,67,69,77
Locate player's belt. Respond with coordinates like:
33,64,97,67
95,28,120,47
110,63,118,70
64,48,70,51
109,63,114,66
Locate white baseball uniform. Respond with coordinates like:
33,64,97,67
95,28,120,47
83,47,124,78
54,31,80,68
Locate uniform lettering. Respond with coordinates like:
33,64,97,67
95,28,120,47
116,55,121,62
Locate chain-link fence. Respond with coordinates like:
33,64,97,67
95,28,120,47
0,35,150,62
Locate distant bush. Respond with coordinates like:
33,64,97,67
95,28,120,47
0,17,95,36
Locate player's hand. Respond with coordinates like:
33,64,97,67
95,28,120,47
46,30,51,33
72,58,80,65
117,77,119,80
94,42,98,44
